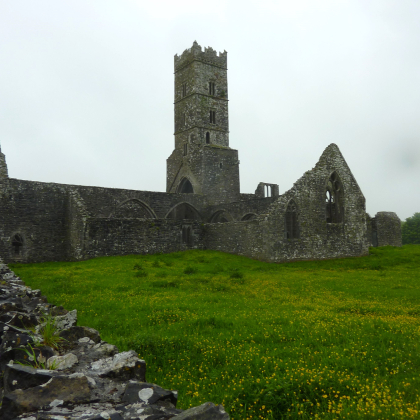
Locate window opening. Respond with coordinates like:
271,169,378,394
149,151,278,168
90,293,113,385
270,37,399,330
182,83,187,98
265,185,272,197
209,110,216,124
182,113,186,126
182,226,193,247
209,82,215,96
206,132,210,144
220,162,223,169
177,178,194,194
12,233,24,256
183,143,188,156
326,172,344,223
285,201,300,239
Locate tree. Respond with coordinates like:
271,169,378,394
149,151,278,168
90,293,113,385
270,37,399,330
402,213,420,244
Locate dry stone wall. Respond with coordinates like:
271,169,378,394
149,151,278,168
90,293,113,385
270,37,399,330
0,258,229,420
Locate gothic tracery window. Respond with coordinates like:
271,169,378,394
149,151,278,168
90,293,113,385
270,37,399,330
326,172,344,223
285,200,300,239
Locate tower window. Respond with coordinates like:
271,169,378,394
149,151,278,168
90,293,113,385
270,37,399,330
209,110,216,124
209,82,215,96
182,113,186,126
206,132,210,144
183,143,188,156
182,83,187,97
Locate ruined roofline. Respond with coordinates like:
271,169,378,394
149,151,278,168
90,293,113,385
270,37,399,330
174,41,227,71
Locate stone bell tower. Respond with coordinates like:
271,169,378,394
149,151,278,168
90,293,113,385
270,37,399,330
166,41,240,204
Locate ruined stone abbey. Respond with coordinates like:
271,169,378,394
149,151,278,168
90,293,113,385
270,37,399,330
0,42,402,264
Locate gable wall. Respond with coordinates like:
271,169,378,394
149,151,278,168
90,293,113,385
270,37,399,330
204,144,370,262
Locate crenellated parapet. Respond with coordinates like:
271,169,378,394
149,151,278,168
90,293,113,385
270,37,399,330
174,41,227,72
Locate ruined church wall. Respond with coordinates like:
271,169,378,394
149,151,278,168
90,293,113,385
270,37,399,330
67,190,90,260
375,212,402,247
0,179,69,263
73,185,207,219
203,219,266,260
205,144,370,262
204,196,276,222
0,178,210,263
82,218,204,259
261,144,369,262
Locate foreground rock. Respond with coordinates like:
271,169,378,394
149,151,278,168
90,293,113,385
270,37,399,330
0,258,230,420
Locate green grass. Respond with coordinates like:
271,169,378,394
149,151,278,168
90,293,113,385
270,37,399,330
10,246,420,419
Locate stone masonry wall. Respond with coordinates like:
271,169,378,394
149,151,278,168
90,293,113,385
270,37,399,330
375,212,402,247
83,219,204,260
205,144,370,263
0,179,210,263
0,179,69,263
0,259,229,420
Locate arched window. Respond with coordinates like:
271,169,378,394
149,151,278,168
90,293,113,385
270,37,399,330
326,172,344,223
166,203,201,221
111,199,155,219
11,233,24,256
209,210,233,223
241,213,256,221
177,178,194,194
206,132,210,144
285,200,299,239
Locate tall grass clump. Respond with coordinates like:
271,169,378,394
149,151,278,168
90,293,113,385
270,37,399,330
11,245,420,419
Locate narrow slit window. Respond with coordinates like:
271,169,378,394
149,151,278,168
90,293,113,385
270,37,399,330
206,132,210,144
209,110,216,124
209,82,215,96
182,83,187,97
183,143,188,156
285,201,300,239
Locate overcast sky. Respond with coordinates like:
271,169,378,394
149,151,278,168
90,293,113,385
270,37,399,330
1,0,419,220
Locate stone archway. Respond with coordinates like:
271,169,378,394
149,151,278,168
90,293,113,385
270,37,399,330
166,202,201,221
209,210,234,223
110,199,156,219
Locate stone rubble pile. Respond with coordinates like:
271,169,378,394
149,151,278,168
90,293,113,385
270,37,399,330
0,259,229,420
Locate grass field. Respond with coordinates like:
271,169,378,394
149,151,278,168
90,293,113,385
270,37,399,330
10,245,420,419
